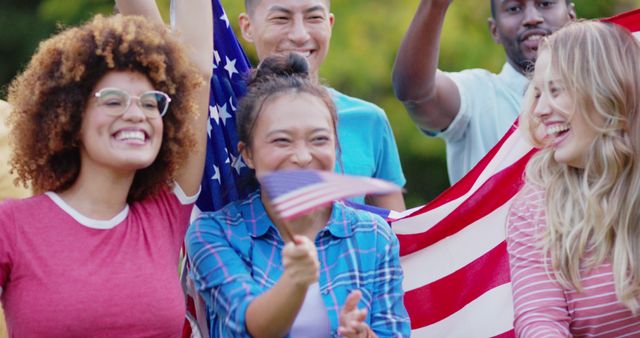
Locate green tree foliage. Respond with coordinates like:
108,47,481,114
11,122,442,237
0,0,55,97
0,0,169,97
1,0,638,207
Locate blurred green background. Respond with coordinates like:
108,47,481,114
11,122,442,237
1,0,638,208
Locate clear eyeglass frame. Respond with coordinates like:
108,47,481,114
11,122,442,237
93,87,172,118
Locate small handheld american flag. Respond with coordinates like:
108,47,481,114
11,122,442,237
259,169,401,220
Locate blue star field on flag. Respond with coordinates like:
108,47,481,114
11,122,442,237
197,0,254,212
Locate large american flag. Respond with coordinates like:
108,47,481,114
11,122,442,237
183,1,640,336
180,0,253,337
392,123,534,337
391,10,640,337
195,0,253,212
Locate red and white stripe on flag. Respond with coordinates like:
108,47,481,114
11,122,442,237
392,123,535,337
393,9,640,337
261,170,401,221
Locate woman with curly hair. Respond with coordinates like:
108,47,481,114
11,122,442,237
0,0,212,336
507,21,640,336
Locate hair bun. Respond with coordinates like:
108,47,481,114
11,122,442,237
250,53,310,85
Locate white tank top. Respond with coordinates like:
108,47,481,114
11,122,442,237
290,283,331,337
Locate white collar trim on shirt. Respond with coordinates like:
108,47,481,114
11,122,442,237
44,192,129,230
174,183,200,205
44,183,198,230
499,62,528,95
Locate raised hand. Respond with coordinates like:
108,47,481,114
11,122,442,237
338,290,375,338
392,0,461,133
281,235,320,289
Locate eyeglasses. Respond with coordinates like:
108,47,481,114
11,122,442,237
94,87,172,118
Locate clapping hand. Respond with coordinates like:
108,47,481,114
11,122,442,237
338,290,375,338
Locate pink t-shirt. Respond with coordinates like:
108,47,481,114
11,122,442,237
507,184,640,337
0,186,196,337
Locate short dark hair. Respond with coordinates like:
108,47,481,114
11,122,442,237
490,0,573,19
236,53,337,149
235,53,339,189
245,0,331,13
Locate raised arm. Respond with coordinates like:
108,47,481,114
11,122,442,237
171,0,215,78
170,0,213,196
117,0,213,196
391,0,460,133
114,0,163,24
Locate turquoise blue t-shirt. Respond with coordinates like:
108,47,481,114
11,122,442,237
328,88,406,204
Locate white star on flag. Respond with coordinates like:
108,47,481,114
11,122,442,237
209,105,220,125
218,102,232,126
213,50,221,69
210,164,221,184
224,148,230,164
220,12,229,28
224,56,238,78
230,153,246,174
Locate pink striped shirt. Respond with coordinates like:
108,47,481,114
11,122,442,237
507,184,640,337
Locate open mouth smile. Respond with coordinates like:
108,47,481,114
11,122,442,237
113,129,149,145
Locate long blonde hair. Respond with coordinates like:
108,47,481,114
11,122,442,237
522,21,640,311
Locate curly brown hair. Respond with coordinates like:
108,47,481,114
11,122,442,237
7,14,203,201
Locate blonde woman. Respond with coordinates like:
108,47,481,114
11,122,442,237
507,21,640,336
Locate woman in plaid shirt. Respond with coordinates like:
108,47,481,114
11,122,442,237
186,53,410,338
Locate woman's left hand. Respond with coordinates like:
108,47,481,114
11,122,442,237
337,290,375,338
